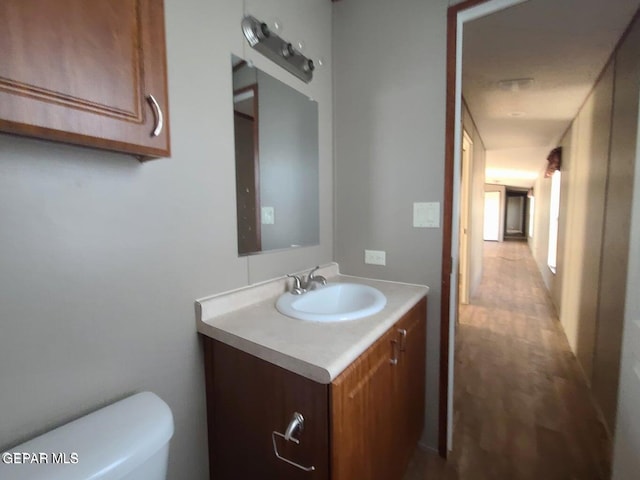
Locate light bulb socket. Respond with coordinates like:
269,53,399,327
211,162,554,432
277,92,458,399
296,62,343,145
281,42,295,58
304,59,315,72
259,22,270,38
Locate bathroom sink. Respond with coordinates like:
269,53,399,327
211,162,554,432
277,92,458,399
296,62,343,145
276,283,387,322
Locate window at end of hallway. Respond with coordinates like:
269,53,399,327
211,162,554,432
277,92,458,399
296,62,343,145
547,170,561,274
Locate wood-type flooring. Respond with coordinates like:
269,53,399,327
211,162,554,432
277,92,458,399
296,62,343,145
402,240,611,479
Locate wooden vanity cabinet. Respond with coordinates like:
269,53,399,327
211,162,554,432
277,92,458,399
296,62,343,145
204,340,330,480
394,298,427,474
202,297,427,480
331,297,426,480
0,0,170,159
330,323,400,480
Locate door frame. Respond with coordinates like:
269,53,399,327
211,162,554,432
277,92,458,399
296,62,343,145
439,0,528,456
504,189,529,238
459,129,473,304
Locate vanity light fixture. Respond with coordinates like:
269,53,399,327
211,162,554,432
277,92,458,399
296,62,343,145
241,15,315,83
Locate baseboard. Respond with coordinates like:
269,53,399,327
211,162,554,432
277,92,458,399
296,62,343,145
417,441,439,455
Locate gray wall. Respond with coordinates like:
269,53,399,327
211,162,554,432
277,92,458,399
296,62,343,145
233,61,258,90
333,0,447,448
506,196,524,233
258,70,320,251
0,0,332,478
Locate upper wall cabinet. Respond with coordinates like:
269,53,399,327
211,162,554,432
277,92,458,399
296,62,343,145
0,0,170,160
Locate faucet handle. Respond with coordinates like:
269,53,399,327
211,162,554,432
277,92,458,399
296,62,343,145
307,266,327,286
307,266,320,279
286,274,306,295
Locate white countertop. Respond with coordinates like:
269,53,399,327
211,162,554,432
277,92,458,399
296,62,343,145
195,264,429,384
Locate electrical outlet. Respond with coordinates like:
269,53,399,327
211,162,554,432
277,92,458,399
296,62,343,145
365,249,386,266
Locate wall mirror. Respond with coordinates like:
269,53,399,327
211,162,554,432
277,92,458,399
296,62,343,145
232,55,319,256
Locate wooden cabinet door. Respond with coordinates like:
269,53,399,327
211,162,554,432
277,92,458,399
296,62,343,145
331,298,427,480
330,326,400,480
394,297,427,473
204,338,330,480
0,0,170,159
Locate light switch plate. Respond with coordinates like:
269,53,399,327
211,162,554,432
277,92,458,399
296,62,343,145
413,202,440,228
365,249,386,265
261,206,275,224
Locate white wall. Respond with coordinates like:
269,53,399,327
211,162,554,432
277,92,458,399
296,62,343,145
593,13,640,432
0,1,332,478
530,12,640,435
556,62,613,381
333,0,448,448
484,184,506,242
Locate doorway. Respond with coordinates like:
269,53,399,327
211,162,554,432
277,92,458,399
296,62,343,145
483,191,501,241
504,189,528,240
441,0,638,460
440,0,529,454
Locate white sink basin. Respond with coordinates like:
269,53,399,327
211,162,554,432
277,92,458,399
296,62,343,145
276,283,387,322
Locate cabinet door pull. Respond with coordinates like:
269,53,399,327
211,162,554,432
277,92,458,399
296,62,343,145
147,94,164,137
272,412,316,472
390,339,399,365
284,412,304,442
398,328,408,352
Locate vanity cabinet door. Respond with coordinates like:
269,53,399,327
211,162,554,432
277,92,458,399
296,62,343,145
330,326,399,480
330,297,427,480
0,0,170,159
394,297,427,473
203,338,330,480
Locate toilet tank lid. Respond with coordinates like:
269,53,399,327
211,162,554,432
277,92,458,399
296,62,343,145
0,391,174,480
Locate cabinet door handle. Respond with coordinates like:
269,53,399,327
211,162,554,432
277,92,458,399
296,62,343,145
398,328,407,352
147,94,164,137
284,412,304,442
390,339,399,365
272,412,316,472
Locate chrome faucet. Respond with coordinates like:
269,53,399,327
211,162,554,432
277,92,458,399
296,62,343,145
286,274,307,295
301,266,327,290
286,266,327,295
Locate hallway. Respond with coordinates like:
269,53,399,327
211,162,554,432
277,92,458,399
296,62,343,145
404,240,611,479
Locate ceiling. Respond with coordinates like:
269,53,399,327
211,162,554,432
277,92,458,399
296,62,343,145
462,0,640,188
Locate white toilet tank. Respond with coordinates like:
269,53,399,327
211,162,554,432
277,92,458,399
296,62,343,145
0,391,174,480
